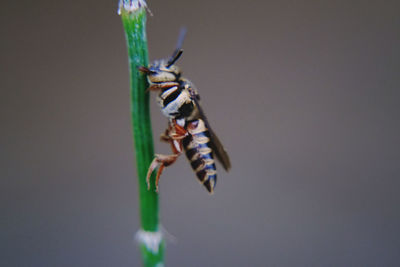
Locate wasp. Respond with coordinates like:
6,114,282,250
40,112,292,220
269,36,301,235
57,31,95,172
139,30,231,193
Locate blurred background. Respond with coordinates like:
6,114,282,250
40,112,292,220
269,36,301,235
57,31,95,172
1,0,400,266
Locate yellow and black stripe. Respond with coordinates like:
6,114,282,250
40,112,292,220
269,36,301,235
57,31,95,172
182,119,217,193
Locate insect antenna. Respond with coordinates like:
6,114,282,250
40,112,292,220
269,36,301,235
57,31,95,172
166,27,187,67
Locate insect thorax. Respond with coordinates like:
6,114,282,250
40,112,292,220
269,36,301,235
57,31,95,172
157,84,199,121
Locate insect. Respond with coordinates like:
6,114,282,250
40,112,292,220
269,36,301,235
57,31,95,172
139,30,231,194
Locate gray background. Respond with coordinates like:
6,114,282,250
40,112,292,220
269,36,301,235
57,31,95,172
2,0,400,266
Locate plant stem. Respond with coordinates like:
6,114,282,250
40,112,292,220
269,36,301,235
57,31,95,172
119,0,164,266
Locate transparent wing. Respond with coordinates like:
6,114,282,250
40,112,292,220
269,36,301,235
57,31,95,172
188,86,231,171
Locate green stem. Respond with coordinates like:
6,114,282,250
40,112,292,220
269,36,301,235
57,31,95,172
119,1,164,266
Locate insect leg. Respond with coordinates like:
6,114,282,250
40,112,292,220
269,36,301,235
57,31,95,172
146,120,188,192
146,82,179,92
160,120,186,143
146,153,179,192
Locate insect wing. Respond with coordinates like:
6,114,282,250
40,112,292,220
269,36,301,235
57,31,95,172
208,125,231,171
188,88,231,171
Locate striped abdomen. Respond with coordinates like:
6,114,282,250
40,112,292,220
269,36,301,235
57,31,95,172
182,119,217,193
